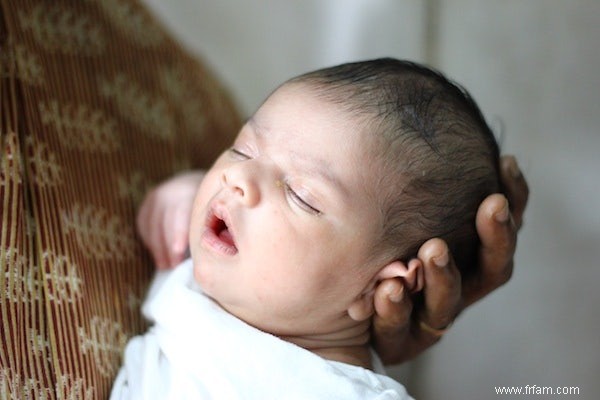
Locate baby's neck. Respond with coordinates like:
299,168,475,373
278,320,374,369
312,346,373,369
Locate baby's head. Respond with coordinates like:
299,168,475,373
188,58,500,342
290,58,502,270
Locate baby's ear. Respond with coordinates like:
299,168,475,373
376,259,424,294
347,290,376,322
347,260,423,322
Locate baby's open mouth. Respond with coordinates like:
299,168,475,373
203,205,238,255
212,218,235,248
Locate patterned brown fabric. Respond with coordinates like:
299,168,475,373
0,0,241,397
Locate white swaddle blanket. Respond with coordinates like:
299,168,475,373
111,259,413,399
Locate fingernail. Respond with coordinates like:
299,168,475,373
388,285,404,303
433,251,448,268
494,199,510,223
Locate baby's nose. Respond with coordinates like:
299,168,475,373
221,164,260,206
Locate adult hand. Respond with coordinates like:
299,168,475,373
372,155,529,364
136,171,205,269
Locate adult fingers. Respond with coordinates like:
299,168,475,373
499,155,529,229
373,278,411,329
372,278,412,363
464,193,516,306
417,238,462,330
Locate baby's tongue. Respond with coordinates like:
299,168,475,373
218,228,235,247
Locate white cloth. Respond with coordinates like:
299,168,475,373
111,259,413,399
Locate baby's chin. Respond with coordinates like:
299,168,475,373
191,256,214,291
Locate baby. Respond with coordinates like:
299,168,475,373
112,58,501,399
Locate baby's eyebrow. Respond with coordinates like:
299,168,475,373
246,117,263,138
247,116,347,196
289,150,347,196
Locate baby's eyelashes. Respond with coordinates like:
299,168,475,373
227,147,323,216
285,184,322,216
228,147,251,160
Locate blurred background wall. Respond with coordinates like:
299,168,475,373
143,1,600,398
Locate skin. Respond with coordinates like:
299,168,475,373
372,156,528,363
137,113,529,367
187,83,421,368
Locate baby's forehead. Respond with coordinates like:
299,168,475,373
257,81,391,172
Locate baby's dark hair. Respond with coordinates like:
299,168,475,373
290,58,503,275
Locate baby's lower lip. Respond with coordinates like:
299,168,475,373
201,227,238,256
